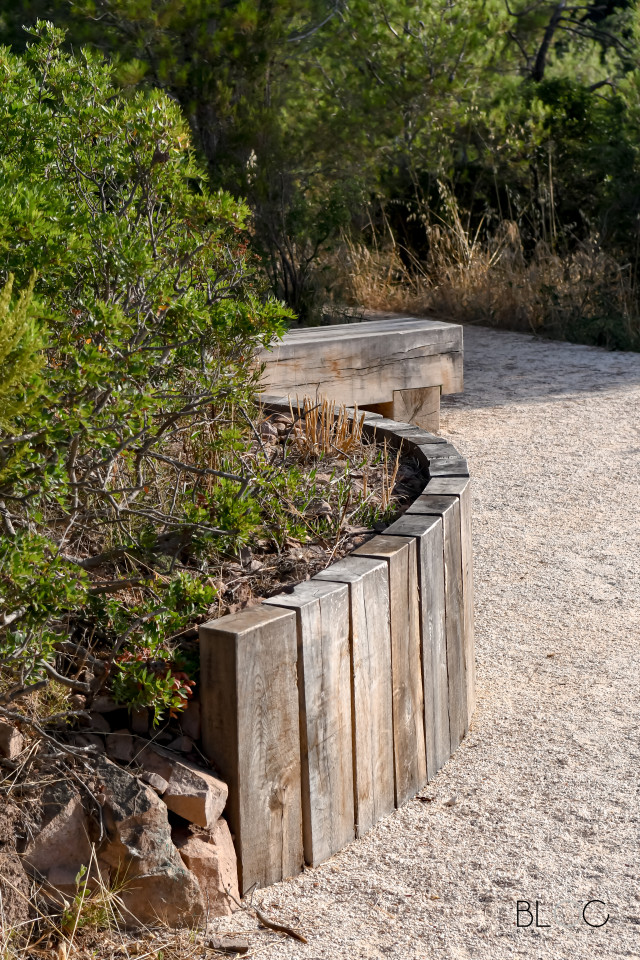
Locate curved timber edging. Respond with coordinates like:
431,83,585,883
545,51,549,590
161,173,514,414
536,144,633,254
199,396,475,895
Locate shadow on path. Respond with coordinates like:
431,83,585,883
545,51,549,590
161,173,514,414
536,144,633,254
445,325,640,409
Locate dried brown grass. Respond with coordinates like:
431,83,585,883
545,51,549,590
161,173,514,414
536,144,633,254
0,860,212,960
335,218,640,351
288,396,365,458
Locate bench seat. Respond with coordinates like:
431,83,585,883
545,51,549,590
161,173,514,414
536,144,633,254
258,314,463,432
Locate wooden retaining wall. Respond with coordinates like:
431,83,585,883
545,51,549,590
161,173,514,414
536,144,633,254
199,401,474,894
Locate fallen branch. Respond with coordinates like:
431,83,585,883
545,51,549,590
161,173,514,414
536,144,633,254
42,661,92,694
0,679,49,706
89,577,148,594
0,606,27,629
224,888,308,944
0,707,95,761
253,904,308,944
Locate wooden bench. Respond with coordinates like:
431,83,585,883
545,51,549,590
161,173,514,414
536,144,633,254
258,314,464,433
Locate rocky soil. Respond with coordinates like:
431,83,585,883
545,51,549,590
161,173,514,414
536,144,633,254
209,325,640,958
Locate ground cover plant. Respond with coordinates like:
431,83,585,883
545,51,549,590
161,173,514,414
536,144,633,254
0,29,425,951
0,22,282,727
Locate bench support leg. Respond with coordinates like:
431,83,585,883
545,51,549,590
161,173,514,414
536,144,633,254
392,386,440,433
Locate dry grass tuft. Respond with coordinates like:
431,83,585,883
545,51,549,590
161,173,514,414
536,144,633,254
334,217,640,351
288,396,365,459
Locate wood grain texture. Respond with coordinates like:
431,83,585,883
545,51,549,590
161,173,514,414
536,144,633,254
199,605,303,893
264,581,354,866
424,477,475,717
361,419,445,447
313,556,395,836
426,456,470,477
258,317,463,406
382,513,450,780
352,535,427,805
407,495,468,751
416,441,462,459
392,386,440,433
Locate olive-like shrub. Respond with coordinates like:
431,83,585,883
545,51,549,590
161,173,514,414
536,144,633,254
0,23,289,725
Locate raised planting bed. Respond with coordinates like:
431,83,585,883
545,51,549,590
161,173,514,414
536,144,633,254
199,399,475,895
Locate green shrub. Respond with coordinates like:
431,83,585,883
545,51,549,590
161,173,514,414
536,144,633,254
0,273,44,430
0,23,290,723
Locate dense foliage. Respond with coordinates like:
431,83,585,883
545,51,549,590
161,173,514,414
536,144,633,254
2,1,639,336
0,24,290,722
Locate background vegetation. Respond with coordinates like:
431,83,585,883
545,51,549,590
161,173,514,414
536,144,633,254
1,0,639,344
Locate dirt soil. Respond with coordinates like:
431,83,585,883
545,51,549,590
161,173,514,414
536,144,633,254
0,804,30,930
209,325,640,958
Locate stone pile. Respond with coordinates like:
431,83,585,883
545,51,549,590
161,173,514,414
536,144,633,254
0,711,240,929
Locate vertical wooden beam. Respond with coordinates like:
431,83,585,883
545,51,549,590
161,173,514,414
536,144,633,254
313,556,394,837
423,476,475,717
353,535,427,806
383,513,450,780
392,385,440,433
199,606,303,894
407,495,467,751
264,581,354,866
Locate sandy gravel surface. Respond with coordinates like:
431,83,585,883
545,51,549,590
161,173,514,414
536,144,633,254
212,326,640,959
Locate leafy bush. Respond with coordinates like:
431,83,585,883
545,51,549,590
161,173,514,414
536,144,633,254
0,23,289,723
0,274,44,430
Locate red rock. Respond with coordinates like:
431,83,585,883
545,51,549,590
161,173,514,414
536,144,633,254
174,819,239,917
95,757,205,927
137,745,228,828
163,760,227,828
22,786,93,894
105,729,134,763
139,770,169,794
0,721,23,760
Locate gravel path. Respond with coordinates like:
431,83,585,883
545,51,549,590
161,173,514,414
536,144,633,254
214,326,640,959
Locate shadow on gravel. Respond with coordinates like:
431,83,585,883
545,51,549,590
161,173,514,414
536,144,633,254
446,326,640,409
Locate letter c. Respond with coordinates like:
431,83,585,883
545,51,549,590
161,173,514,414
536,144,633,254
582,900,609,928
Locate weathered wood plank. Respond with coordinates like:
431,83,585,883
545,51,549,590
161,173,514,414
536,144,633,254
382,513,450,779
270,316,460,343
258,317,463,406
259,394,292,408
421,477,470,495
352,535,427,805
416,441,461,459
406,495,467,751
313,556,394,836
360,419,445,448
425,456,470,477
423,477,475,717
392,385,441,433
264,581,354,866
199,606,303,894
